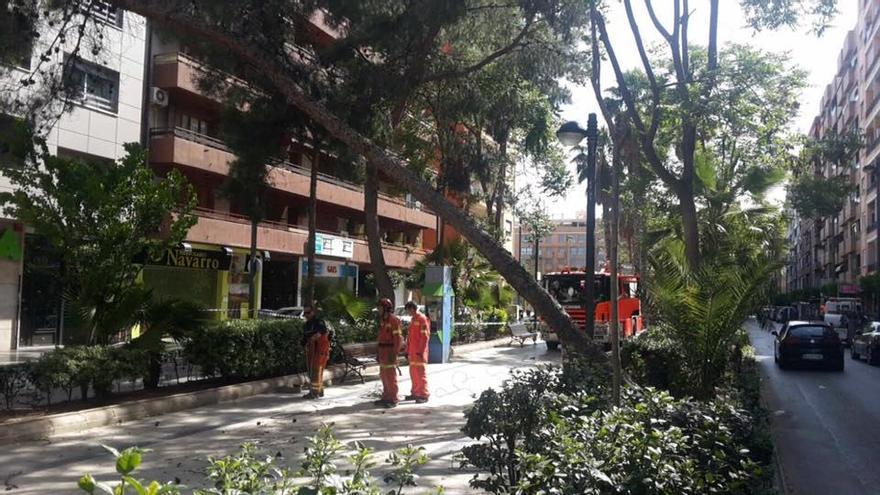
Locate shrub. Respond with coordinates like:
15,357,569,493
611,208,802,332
30,346,148,403
333,317,376,346
462,364,770,495
483,308,508,340
514,388,765,495
183,319,306,379
620,324,690,397
0,364,32,409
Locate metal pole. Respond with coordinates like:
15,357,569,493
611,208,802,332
584,114,598,338
534,232,540,331
610,138,621,406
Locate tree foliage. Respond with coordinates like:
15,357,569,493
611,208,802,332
787,129,862,219
0,136,196,344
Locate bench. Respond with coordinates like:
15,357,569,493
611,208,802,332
331,339,402,384
508,322,538,347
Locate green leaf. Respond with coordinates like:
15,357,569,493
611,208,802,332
77,474,97,494
115,448,145,475
695,152,717,192
122,476,146,495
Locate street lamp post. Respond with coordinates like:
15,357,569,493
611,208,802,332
557,114,599,338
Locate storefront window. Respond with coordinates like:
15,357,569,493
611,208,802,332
142,264,218,310
19,235,63,347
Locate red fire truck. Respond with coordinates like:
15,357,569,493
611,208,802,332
540,269,644,350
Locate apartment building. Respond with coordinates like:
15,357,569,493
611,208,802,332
785,0,880,303
0,8,442,352
514,214,606,277
1,4,148,351
141,13,440,316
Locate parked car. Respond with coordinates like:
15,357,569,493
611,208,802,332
772,306,796,323
774,321,844,371
395,305,425,328
261,307,305,319
851,321,880,365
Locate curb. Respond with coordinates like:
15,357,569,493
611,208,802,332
0,337,515,444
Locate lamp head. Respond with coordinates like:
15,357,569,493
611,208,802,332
556,121,588,147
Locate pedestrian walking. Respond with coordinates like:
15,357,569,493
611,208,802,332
375,298,402,408
404,302,430,403
301,303,330,400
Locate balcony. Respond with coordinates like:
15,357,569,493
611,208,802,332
187,208,428,269
149,127,436,229
152,52,248,101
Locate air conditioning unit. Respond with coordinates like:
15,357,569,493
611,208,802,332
150,87,168,107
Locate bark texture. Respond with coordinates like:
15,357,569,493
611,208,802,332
364,163,396,303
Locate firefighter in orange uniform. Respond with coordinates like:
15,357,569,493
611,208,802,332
375,298,403,408
404,302,430,403
301,303,330,399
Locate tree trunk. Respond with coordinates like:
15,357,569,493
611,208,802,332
678,182,701,269
248,217,258,317
305,145,319,307
364,162,396,303
109,0,602,360
493,138,509,235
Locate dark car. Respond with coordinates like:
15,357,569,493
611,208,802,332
851,322,880,365
773,321,844,371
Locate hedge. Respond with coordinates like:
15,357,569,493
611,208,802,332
182,318,306,379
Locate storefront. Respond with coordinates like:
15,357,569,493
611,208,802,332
0,222,24,351
261,253,298,310
297,233,358,305
141,244,263,319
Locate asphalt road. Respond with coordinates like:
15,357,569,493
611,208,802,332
749,320,880,495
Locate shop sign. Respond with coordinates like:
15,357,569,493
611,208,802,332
315,233,354,259
302,259,358,278
839,283,859,295
0,228,22,262
141,247,232,270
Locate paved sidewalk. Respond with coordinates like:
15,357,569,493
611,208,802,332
0,343,555,494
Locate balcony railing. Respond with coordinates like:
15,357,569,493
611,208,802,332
193,207,426,253
151,126,433,214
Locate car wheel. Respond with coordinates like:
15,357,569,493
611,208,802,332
546,341,559,351
851,346,860,360
832,359,845,372
868,346,880,366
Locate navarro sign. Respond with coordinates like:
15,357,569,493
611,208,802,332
138,248,232,270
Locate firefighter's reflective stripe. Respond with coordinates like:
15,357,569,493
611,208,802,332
380,364,397,369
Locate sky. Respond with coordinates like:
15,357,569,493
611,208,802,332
540,1,860,218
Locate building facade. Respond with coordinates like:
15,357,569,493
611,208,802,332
1,4,148,351
514,214,606,278
785,0,880,304
0,7,443,352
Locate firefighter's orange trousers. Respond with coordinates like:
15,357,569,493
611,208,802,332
408,354,429,399
378,345,398,403
307,335,330,394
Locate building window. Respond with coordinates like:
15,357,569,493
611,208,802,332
64,56,120,113
82,0,124,28
176,112,210,135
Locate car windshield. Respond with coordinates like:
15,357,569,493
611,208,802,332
789,326,831,338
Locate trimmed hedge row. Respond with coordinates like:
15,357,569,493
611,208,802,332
182,318,307,379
